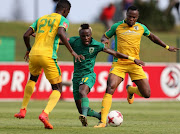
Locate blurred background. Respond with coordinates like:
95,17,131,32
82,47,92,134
0,0,180,62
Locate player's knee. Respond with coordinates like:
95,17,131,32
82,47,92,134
106,85,116,95
79,90,87,98
51,83,62,93
30,75,39,82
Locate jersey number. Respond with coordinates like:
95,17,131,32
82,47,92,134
82,77,88,83
38,19,56,33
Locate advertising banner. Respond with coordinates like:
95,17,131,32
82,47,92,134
0,62,179,100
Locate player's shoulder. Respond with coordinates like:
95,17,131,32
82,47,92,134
111,20,125,29
114,20,124,26
91,38,104,46
60,15,67,20
136,22,148,29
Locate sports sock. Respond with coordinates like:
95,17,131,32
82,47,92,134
87,107,101,120
128,86,143,97
81,97,89,117
44,90,61,114
101,93,112,124
21,80,36,109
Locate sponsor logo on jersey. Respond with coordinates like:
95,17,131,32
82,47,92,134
89,47,94,54
63,22,68,29
122,30,140,35
134,26,139,30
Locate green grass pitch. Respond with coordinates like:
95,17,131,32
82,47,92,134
0,100,179,134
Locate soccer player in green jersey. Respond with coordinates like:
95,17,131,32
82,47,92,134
14,0,83,129
94,6,179,128
66,24,145,127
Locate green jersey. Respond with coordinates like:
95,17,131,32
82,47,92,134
69,36,105,78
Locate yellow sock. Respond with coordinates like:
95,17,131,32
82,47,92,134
44,90,61,114
21,80,36,109
128,86,143,97
101,93,112,124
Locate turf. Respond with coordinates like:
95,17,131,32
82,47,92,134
0,100,179,134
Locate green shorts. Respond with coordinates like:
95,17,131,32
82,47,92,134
72,73,96,100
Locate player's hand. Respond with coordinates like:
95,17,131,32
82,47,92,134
168,46,180,52
79,54,85,60
31,33,36,37
71,51,85,62
24,51,30,62
134,59,145,66
102,40,110,48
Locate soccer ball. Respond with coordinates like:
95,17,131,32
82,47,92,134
107,110,123,127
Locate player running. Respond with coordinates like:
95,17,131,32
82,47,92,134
64,24,145,127
94,5,179,128
14,0,83,129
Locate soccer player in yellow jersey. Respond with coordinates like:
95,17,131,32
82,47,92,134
94,5,179,128
14,0,83,129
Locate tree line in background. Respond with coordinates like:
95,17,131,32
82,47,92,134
134,0,177,31
111,0,179,31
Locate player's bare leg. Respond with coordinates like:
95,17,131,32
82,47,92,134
126,79,150,104
133,79,151,98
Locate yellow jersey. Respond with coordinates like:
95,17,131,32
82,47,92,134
105,20,150,64
29,13,69,59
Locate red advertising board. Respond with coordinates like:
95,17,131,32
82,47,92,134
0,62,179,100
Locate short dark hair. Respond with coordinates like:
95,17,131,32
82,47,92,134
78,24,92,32
127,6,138,12
80,24,90,29
56,0,71,11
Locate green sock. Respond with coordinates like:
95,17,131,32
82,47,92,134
87,107,101,120
81,97,89,116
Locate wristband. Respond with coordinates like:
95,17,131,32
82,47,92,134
128,56,135,61
165,45,169,50
27,47,31,51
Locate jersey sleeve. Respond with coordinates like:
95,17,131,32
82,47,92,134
30,18,39,32
104,23,117,38
59,16,69,31
141,24,150,36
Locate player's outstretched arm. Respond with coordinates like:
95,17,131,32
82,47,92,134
23,27,34,62
101,34,110,47
103,47,145,66
58,27,85,62
148,33,180,52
